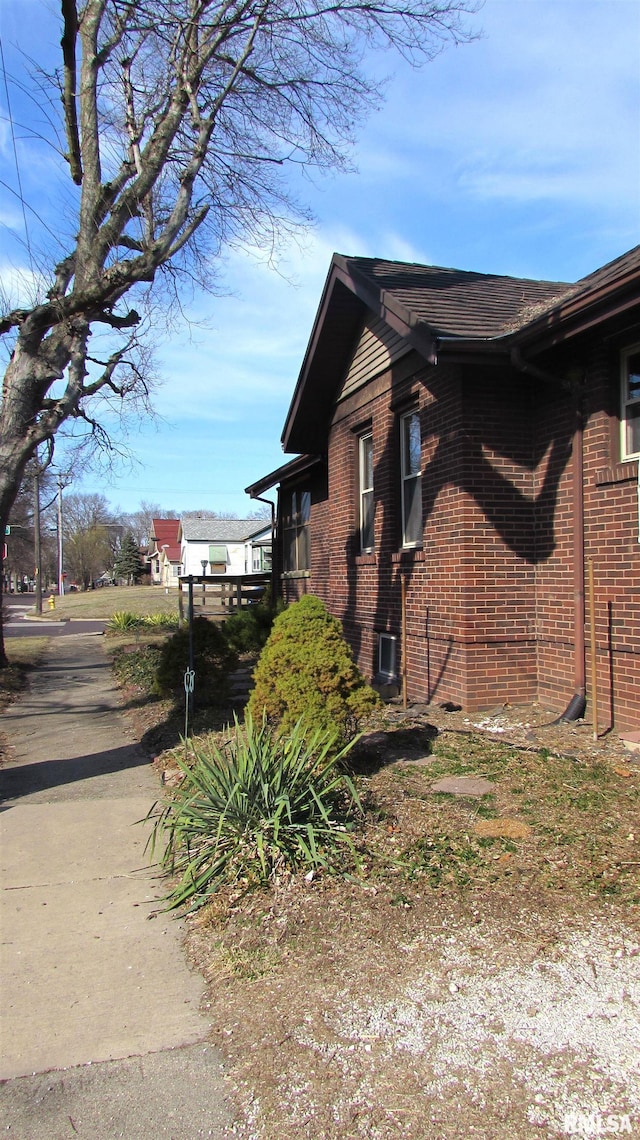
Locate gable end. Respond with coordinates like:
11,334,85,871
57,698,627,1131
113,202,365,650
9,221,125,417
339,314,412,402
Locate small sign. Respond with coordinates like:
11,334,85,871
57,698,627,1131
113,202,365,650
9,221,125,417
4,526,10,535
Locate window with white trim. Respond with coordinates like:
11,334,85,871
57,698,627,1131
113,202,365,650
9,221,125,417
252,547,272,572
359,432,374,552
401,410,422,547
621,345,640,460
378,633,397,680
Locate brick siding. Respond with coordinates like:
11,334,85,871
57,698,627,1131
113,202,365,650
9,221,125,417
276,332,639,731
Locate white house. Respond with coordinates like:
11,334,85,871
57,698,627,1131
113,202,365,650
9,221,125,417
178,517,272,577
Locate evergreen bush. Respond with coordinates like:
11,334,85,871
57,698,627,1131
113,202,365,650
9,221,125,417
223,597,283,654
248,594,380,741
113,531,144,583
154,616,237,704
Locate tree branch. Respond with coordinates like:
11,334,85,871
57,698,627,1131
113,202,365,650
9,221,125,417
60,0,83,184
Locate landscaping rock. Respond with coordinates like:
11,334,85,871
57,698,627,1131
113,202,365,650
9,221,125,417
431,775,496,796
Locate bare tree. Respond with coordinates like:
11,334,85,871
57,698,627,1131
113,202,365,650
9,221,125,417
2,460,58,596
63,492,120,589
0,0,477,662
124,501,179,548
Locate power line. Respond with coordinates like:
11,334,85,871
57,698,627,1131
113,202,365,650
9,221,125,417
0,34,34,274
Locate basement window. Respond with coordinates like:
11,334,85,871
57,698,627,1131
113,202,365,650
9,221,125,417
378,633,397,681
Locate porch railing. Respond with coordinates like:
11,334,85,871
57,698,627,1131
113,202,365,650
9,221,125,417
178,573,270,623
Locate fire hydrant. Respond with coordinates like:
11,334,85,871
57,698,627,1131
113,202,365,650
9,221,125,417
48,594,55,611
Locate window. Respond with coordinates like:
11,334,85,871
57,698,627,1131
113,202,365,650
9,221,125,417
621,345,640,459
359,433,374,552
378,633,397,680
401,410,422,547
283,489,311,572
209,544,227,574
253,547,272,572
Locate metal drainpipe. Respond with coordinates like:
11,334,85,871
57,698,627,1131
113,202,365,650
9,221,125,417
556,381,587,721
510,350,586,722
248,493,277,603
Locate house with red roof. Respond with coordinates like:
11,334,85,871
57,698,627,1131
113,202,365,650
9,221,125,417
148,518,182,587
247,247,640,737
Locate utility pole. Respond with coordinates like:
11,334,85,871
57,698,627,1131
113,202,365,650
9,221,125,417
57,475,64,596
33,468,42,615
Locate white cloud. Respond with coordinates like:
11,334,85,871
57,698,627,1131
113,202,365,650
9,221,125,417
353,0,640,212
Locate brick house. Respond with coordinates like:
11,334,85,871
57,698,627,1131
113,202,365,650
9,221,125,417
247,248,640,733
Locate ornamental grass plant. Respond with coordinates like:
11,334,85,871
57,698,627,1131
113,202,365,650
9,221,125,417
147,711,362,910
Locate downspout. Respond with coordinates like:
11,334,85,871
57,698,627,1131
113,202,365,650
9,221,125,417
556,377,587,721
248,493,277,604
510,350,586,722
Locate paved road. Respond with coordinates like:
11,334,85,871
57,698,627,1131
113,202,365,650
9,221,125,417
2,597,106,638
0,632,233,1138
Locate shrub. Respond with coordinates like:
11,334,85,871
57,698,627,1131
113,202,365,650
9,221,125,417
248,594,380,741
223,598,283,654
147,711,362,909
106,610,142,633
154,616,237,704
112,644,162,695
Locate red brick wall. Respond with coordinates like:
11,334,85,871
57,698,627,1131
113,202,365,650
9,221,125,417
276,331,639,731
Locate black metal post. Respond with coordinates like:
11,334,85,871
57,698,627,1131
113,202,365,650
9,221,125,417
188,575,194,715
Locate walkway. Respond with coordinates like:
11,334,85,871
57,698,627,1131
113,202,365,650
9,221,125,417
0,632,232,1138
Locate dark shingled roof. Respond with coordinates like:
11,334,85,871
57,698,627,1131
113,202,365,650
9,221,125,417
340,257,573,340
281,245,640,454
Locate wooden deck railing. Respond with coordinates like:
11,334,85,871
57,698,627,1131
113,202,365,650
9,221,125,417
178,573,270,623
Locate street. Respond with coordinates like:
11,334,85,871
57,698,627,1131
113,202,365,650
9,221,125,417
2,596,106,638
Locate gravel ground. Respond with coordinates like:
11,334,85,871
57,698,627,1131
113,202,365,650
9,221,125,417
134,683,640,1140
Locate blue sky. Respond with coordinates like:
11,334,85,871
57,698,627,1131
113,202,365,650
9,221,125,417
1,0,639,518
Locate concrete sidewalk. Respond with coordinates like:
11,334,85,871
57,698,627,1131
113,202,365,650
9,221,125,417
0,634,233,1138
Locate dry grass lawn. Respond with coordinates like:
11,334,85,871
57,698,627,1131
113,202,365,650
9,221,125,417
51,584,180,621
143,699,640,1139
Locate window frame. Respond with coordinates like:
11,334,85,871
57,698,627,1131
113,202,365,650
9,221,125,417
252,547,272,572
378,632,397,681
359,431,374,553
620,344,640,461
282,487,311,573
400,409,423,548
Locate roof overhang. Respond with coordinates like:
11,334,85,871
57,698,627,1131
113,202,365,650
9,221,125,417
245,454,324,498
510,259,640,355
282,255,438,454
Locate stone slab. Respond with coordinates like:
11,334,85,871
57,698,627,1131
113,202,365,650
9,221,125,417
431,776,496,797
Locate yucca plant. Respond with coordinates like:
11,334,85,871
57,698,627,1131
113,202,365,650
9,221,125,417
142,611,179,629
106,610,142,633
147,711,362,909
